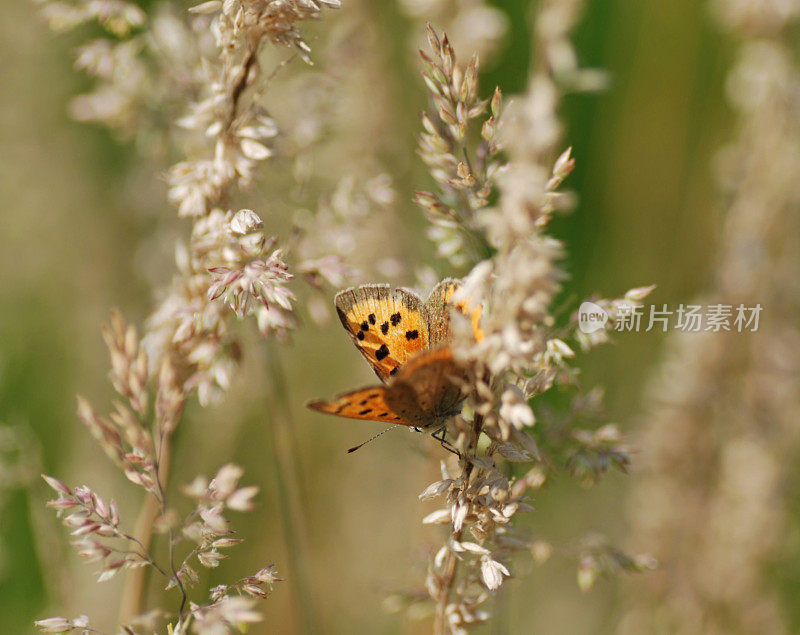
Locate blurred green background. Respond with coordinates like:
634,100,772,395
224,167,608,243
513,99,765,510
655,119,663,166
0,0,781,633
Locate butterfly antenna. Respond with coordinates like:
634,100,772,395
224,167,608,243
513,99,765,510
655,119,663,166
346,425,399,454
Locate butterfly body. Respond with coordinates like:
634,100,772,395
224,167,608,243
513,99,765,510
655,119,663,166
307,279,479,432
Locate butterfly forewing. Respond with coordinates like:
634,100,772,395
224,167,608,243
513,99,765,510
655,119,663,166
306,386,428,427
335,285,431,382
307,387,406,424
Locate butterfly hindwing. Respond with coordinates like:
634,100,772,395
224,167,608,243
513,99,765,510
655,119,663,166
426,278,484,344
335,285,430,382
388,348,465,425
425,278,459,346
306,386,424,427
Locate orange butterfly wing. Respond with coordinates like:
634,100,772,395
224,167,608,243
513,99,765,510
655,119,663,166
308,280,481,435
335,285,430,382
305,352,463,430
387,348,465,427
306,386,425,427
426,278,484,344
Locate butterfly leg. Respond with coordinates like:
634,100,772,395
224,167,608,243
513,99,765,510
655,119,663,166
431,426,460,456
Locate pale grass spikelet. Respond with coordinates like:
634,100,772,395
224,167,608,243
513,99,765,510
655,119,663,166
188,565,283,632
34,0,333,631
167,0,340,214
35,0,339,407
619,0,800,632
146,206,295,405
414,24,499,267
34,615,92,634
42,474,158,583
144,0,337,402
36,0,145,35
479,556,509,591
207,211,295,321
38,2,213,148
37,0,339,400
409,19,654,633
399,0,508,61
190,596,262,634
40,309,281,632
271,4,413,329
173,463,278,607
76,312,162,493
287,171,407,328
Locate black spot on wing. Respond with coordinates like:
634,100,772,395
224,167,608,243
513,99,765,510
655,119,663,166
405,329,419,340
368,313,376,325
360,321,369,331
381,322,389,335
359,408,372,415
390,312,402,326
379,412,388,417
357,331,365,341
376,344,390,361
389,367,399,376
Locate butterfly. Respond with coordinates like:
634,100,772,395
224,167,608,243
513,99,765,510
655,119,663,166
306,278,482,451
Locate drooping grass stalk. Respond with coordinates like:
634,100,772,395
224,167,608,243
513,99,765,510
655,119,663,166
433,414,483,634
265,343,317,634
118,435,172,623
